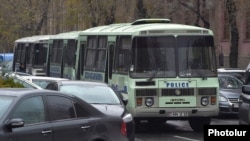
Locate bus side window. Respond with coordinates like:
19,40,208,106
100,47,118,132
117,49,130,72
114,36,131,73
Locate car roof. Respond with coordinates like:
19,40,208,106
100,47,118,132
218,73,240,78
0,88,57,97
3,74,43,89
57,80,109,86
22,76,69,81
217,68,245,73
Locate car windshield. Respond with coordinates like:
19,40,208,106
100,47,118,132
218,76,243,89
32,79,55,89
60,85,121,105
0,95,15,119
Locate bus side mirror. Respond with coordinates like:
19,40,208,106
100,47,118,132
219,53,224,66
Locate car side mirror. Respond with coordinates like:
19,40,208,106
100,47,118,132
242,85,250,95
7,118,24,129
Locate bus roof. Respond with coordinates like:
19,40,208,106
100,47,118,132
50,31,83,40
80,19,213,35
15,35,54,43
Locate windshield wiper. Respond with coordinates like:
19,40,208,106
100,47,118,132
147,69,160,82
187,62,207,80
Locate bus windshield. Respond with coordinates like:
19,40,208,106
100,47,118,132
130,35,217,78
33,44,48,66
177,36,217,78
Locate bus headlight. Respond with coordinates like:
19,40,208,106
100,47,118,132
201,97,209,106
145,97,154,107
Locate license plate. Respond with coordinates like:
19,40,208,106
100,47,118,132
166,112,189,117
233,103,239,108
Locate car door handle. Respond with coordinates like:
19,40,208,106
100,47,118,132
81,126,90,130
41,130,52,134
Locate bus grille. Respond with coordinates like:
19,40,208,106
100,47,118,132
136,89,157,96
198,88,217,95
161,88,194,96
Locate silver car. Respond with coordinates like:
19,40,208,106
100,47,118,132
218,73,243,116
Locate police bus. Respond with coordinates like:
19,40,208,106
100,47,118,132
13,35,53,76
46,31,82,79
50,19,219,131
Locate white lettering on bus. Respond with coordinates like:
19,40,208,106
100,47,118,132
166,82,189,88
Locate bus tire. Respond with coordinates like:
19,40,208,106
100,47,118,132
188,117,211,132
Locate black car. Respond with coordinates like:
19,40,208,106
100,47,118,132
218,73,243,116
45,80,135,141
239,85,250,124
0,88,131,141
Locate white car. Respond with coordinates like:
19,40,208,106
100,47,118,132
3,73,43,89
21,76,69,89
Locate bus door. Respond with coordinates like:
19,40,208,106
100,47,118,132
107,42,115,83
63,39,78,79
77,41,86,80
108,36,131,97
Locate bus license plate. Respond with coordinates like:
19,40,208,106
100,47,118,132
167,112,188,117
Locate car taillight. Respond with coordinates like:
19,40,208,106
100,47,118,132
121,121,127,136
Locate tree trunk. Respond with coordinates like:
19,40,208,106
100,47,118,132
226,0,239,68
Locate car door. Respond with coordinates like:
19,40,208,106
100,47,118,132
8,96,53,141
239,86,250,124
46,95,96,141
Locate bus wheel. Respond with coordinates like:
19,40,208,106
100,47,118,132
188,117,211,132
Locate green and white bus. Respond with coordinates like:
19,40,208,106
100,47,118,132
46,31,82,79
13,35,53,76
50,19,219,131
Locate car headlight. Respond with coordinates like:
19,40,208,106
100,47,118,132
145,97,154,107
219,95,228,102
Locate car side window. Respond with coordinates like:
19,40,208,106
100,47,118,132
11,96,45,125
45,83,58,90
46,95,76,121
73,100,90,118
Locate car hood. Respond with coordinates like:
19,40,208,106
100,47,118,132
92,104,125,117
219,88,241,98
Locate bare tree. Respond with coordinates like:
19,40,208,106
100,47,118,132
226,0,239,68
134,0,148,19
177,0,210,28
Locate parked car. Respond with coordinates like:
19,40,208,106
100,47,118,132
218,73,243,116
3,73,42,89
21,76,69,89
45,80,135,141
217,68,245,82
0,88,131,141
239,85,250,124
